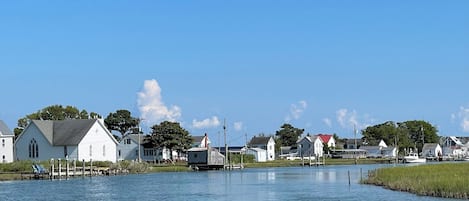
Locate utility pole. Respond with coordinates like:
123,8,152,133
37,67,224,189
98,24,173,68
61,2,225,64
138,118,144,163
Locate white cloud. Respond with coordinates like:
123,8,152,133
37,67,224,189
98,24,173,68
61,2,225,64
233,122,243,131
192,116,220,129
137,79,181,126
454,105,469,132
336,108,375,130
323,118,332,127
285,100,307,122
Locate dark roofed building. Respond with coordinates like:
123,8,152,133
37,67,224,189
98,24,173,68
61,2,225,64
248,136,276,161
15,119,118,162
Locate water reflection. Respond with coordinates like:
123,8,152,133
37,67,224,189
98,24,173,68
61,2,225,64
0,165,461,201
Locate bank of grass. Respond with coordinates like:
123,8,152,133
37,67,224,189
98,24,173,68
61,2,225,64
364,163,469,199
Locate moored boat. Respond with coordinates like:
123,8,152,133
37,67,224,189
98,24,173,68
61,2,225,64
404,153,426,163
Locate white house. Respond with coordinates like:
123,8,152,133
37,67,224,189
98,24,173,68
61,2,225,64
248,136,275,161
316,134,336,148
246,148,267,162
192,134,211,148
297,135,324,158
0,120,14,163
15,119,118,162
422,143,442,158
118,134,156,161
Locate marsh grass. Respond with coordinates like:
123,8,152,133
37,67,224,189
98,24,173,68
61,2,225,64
364,163,469,199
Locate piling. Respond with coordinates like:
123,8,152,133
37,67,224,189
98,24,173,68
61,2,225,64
73,160,76,176
82,159,85,177
66,158,69,179
90,159,93,177
58,159,62,179
50,159,55,180
348,170,351,186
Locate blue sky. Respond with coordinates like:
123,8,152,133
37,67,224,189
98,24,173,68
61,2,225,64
1,1,468,146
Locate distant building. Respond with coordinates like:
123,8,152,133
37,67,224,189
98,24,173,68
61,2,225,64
117,134,157,161
248,136,275,161
0,120,14,163
422,143,442,158
15,119,118,162
246,148,267,162
192,133,210,148
316,134,336,148
297,135,324,158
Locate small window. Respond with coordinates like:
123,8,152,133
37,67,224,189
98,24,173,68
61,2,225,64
2,139,4,147
64,146,68,158
118,150,121,157
135,149,138,156
89,145,93,157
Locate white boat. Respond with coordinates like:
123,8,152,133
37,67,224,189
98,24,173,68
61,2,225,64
404,153,426,163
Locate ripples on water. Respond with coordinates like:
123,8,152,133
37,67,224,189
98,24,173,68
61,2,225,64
0,164,460,201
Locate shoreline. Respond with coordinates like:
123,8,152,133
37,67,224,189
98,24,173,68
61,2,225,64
363,163,469,199
0,158,394,181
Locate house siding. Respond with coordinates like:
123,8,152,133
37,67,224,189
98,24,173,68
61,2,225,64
78,122,117,162
15,123,64,161
0,136,14,163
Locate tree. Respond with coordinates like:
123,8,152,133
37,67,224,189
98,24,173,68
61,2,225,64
149,121,192,161
362,120,439,154
14,105,101,137
104,110,140,138
275,123,304,147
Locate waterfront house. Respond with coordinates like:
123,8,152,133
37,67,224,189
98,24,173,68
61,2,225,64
297,135,324,158
248,136,275,161
15,119,118,162
117,134,158,162
316,134,336,148
0,120,14,163
382,146,397,158
344,139,363,149
192,133,211,148
422,143,442,158
187,147,224,170
246,147,267,162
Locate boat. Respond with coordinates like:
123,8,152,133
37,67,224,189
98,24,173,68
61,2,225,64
403,153,426,163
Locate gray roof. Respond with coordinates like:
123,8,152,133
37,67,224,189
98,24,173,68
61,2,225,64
0,120,13,136
192,136,205,143
32,119,97,146
249,136,272,145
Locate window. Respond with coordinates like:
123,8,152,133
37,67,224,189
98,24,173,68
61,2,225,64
64,146,68,158
89,145,92,157
29,139,38,158
118,150,121,157
2,139,4,147
135,149,138,156
124,139,131,144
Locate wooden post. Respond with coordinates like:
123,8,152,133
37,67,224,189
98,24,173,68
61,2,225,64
90,159,93,177
58,159,62,179
66,158,69,179
50,158,55,180
82,159,85,177
348,170,351,186
73,160,76,177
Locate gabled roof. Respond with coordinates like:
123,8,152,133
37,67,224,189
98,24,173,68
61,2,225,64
248,136,272,145
298,135,322,144
0,120,14,136
192,136,205,143
316,134,333,143
31,119,98,146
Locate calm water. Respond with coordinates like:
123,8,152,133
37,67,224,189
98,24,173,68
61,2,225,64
0,164,459,201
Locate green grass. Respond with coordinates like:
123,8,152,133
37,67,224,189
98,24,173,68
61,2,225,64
364,163,469,199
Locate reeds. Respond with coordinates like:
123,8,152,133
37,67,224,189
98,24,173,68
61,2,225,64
364,163,469,199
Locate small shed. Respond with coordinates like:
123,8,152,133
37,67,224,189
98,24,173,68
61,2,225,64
187,147,225,170
246,148,267,162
